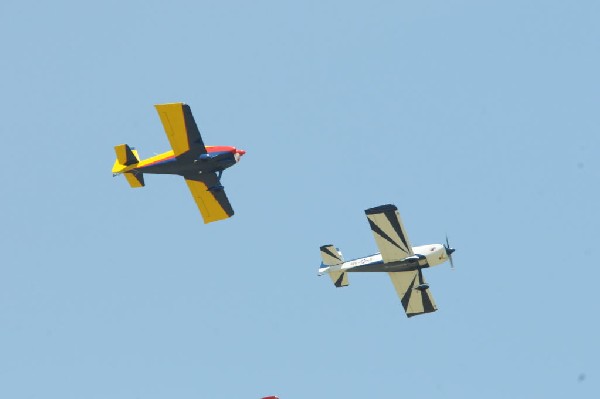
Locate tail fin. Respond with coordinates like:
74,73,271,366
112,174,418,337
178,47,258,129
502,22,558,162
112,144,144,188
319,245,348,287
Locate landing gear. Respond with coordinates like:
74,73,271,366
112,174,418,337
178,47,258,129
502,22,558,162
208,170,225,192
415,283,430,291
208,184,224,192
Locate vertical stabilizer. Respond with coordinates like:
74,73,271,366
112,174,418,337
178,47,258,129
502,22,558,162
114,144,139,166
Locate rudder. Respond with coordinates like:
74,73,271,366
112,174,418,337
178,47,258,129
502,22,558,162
115,144,139,166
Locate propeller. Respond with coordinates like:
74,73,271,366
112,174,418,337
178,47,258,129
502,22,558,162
444,235,456,270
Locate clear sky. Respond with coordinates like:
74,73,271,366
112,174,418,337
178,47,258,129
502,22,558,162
1,1,598,398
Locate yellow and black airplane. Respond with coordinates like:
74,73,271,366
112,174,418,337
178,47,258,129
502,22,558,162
112,103,246,224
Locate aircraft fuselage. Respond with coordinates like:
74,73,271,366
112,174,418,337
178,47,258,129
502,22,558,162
130,146,246,176
322,244,449,274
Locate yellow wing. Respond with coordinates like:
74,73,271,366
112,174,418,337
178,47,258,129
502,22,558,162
155,103,206,158
184,173,234,224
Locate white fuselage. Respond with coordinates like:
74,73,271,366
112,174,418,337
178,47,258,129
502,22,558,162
319,244,449,274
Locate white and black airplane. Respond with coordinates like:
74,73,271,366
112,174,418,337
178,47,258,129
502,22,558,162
318,204,456,317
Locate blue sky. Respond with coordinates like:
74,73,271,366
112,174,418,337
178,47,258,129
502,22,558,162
1,1,599,398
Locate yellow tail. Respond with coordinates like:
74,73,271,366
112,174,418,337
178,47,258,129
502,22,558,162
112,144,144,188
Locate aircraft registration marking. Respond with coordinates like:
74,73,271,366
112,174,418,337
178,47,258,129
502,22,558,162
348,255,379,267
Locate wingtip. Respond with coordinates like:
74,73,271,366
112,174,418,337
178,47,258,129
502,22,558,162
365,204,398,215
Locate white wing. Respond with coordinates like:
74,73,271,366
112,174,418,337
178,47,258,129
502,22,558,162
388,270,437,317
365,204,413,263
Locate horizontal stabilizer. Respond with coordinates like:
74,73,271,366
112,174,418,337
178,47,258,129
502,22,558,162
320,245,344,266
114,144,139,166
125,172,145,188
329,271,349,287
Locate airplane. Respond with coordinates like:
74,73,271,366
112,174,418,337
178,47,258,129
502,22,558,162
112,103,246,224
318,204,456,317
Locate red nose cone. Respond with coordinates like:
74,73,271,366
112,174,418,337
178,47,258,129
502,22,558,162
236,149,246,156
